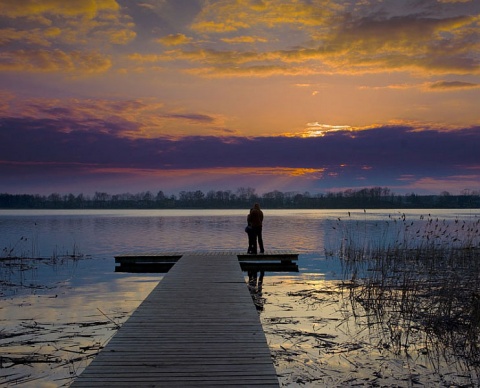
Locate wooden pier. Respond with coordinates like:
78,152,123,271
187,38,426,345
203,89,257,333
72,254,281,387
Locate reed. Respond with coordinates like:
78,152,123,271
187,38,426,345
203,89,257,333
326,212,480,372
1,239,85,296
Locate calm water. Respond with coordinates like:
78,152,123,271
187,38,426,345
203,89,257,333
1,208,479,299
1,209,334,257
1,208,480,387
1,208,479,271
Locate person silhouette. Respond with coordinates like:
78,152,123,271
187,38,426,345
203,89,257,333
248,203,264,254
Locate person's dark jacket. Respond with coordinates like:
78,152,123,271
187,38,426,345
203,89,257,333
249,204,263,227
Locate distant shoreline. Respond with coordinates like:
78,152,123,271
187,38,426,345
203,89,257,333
0,205,479,210
1,187,479,210
0,204,479,210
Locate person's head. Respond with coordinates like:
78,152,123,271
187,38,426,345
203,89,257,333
253,203,260,210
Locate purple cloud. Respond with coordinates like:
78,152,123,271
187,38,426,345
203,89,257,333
429,81,479,90
1,115,478,171
162,113,216,123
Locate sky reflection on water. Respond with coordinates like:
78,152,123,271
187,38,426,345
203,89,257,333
1,209,480,386
4,208,476,259
1,257,162,387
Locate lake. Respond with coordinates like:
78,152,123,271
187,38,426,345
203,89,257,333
2,208,477,272
1,208,480,387
0,208,347,257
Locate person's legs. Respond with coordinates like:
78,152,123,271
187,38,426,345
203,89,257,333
251,226,263,254
251,228,258,254
257,227,264,253
248,230,256,253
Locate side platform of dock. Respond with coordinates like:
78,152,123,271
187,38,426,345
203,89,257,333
115,250,299,273
72,254,280,387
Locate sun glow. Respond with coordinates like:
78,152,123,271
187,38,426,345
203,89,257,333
90,166,326,178
303,123,352,137
282,123,354,138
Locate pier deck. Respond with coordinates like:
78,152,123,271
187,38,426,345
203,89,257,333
72,254,279,387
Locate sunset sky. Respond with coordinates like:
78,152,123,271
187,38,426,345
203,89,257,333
0,0,479,196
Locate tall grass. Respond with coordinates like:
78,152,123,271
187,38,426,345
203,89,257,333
326,212,480,373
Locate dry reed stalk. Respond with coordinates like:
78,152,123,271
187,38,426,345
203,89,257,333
327,212,480,377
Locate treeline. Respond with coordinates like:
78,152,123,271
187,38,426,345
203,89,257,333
1,187,479,209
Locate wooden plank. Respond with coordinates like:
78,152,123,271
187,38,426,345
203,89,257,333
72,254,279,387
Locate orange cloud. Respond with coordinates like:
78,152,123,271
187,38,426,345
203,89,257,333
1,0,477,79
0,0,120,19
91,166,326,179
0,0,135,75
190,0,338,33
127,53,165,63
0,28,59,47
93,28,137,45
0,49,112,74
185,64,321,78
143,15,479,77
157,33,193,46
221,36,268,44
158,2,480,78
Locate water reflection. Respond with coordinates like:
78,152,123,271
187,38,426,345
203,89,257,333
5,208,473,260
323,212,480,386
248,269,265,311
6,208,473,260
2,209,480,387
0,257,161,387
0,209,335,258
261,275,479,387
